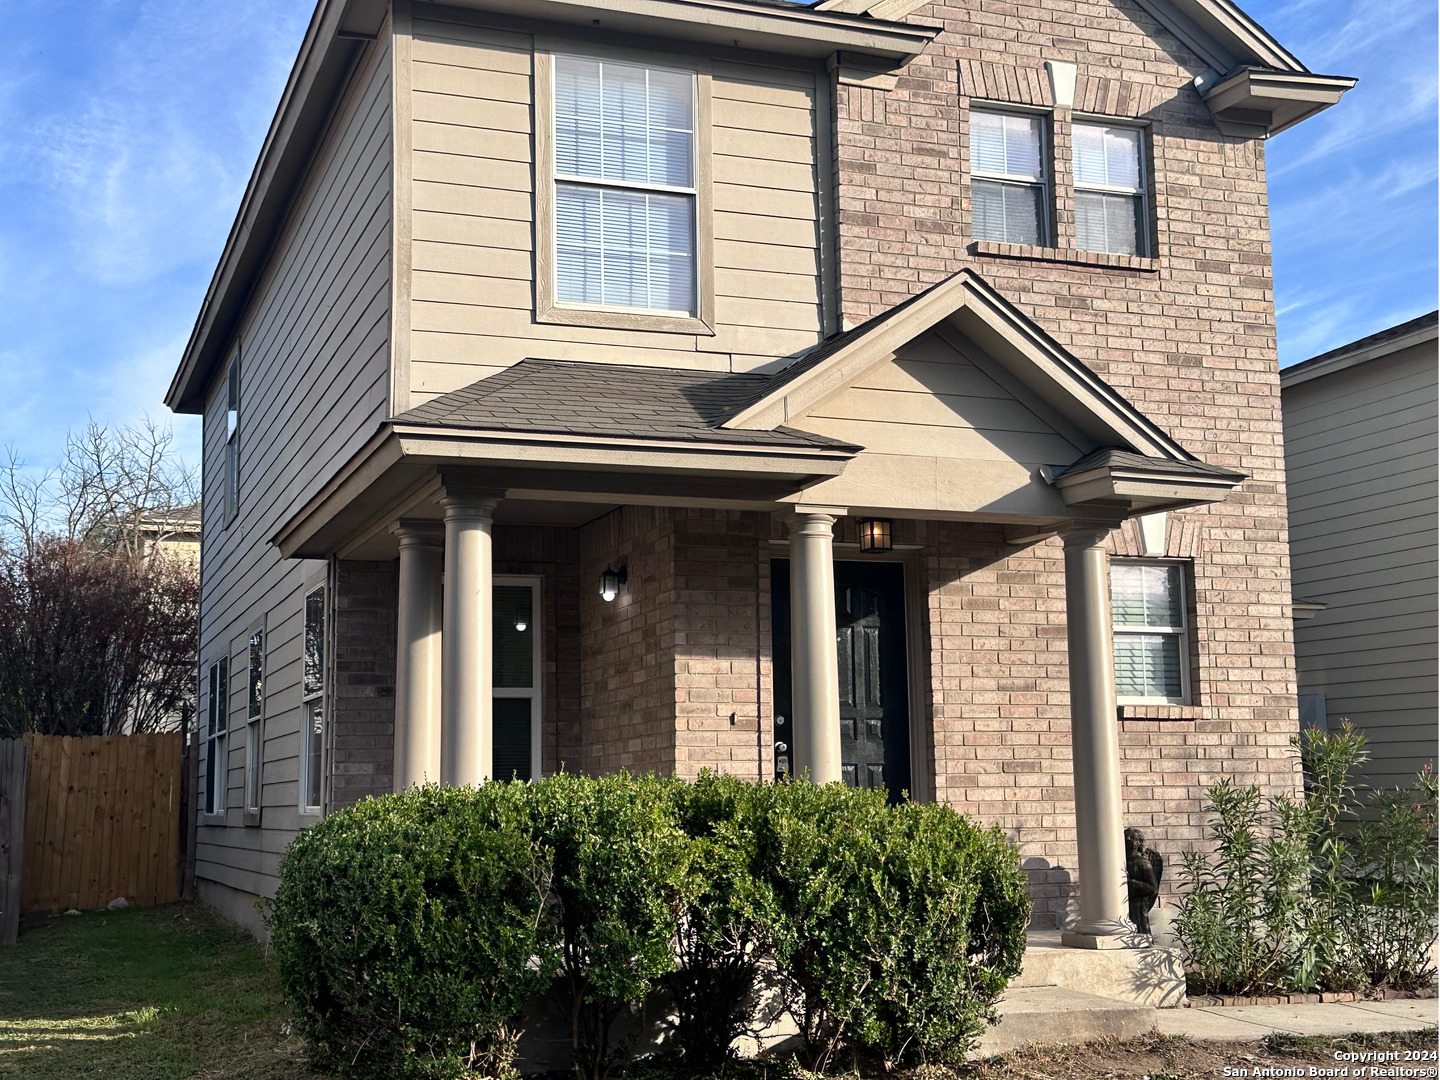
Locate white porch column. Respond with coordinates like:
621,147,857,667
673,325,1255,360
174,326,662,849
1060,520,1131,947
789,507,844,784
392,521,443,791
439,490,500,786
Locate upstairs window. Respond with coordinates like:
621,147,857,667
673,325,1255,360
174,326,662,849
969,110,1049,246
224,355,239,523
1073,122,1148,256
552,55,697,315
1111,561,1190,705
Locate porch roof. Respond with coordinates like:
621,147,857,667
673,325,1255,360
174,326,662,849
394,359,861,453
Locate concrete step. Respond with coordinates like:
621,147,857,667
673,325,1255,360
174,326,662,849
1015,930,1187,1007
976,986,1156,1057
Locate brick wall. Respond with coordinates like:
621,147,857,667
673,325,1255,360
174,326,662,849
672,510,773,781
331,560,398,809
578,506,680,775
829,2,1303,922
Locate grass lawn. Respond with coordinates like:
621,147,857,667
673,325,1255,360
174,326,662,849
0,902,318,1080
0,902,1432,1080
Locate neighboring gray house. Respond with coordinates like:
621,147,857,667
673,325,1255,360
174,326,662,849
1282,311,1439,790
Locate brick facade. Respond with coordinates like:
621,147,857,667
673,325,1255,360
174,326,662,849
826,1,1303,922
331,561,399,809
325,0,1302,928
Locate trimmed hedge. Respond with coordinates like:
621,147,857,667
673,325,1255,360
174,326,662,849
267,775,1029,1079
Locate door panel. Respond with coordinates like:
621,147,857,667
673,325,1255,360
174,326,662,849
772,559,911,802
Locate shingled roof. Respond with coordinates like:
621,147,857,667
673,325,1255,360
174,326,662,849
1052,447,1246,482
392,359,860,452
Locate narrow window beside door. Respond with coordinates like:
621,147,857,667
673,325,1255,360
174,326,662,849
301,586,325,812
492,579,540,781
1111,560,1190,705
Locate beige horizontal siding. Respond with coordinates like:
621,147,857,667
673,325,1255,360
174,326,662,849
1284,341,1439,789
402,12,824,402
196,33,395,899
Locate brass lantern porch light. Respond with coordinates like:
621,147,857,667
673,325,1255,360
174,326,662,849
858,519,893,553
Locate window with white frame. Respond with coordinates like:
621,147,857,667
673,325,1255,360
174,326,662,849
224,354,239,523
301,587,325,813
204,658,229,816
244,629,263,817
492,579,541,781
1072,121,1148,256
969,109,1049,246
551,55,697,315
1111,560,1190,704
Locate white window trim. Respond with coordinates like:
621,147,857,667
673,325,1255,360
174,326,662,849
1112,558,1191,707
300,584,325,815
968,105,1052,248
494,575,543,781
243,628,264,821
203,658,228,819
534,44,716,335
1071,117,1151,257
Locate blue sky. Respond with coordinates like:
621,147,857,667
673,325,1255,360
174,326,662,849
0,0,1434,471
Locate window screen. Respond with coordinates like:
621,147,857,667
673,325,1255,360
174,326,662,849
553,56,696,314
969,110,1048,246
1073,122,1147,255
1111,561,1189,703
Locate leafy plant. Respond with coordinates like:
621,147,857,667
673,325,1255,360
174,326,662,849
266,784,557,1080
529,772,695,1080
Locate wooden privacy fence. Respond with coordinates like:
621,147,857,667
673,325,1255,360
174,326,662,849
4,733,185,917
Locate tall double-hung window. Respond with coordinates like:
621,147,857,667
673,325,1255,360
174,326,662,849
1111,561,1190,705
969,110,1049,246
550,55,698,317
1073,122,1147,256
244,630,263,818
301,586,325,813
204,658,229,816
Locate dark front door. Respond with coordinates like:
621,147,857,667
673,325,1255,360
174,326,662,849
772,560,911,802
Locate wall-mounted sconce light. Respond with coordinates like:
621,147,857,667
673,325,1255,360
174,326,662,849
857,518,893,553
599,565,628,602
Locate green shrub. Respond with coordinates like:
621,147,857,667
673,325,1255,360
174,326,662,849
1171,780,1314,996
267,774,1030,1078
755,781,1028,1070
1174,723,1440,997
663,774,782,1073
529,772,694,1080
266,784,556,1080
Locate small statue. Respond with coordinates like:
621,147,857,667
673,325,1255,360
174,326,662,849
1125,827,1164,934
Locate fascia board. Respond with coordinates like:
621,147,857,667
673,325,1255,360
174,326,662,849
428,0,938,59
1281,322,1439,388
392,427,853,473
1132,0,1305,74
1052,468,1242,507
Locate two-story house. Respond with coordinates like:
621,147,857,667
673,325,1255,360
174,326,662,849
165,0,1351,941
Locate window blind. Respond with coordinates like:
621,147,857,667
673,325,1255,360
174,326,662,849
553,56,696,314
969,110,1047,245
1111,562,1187,702
1073,122,1145,256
